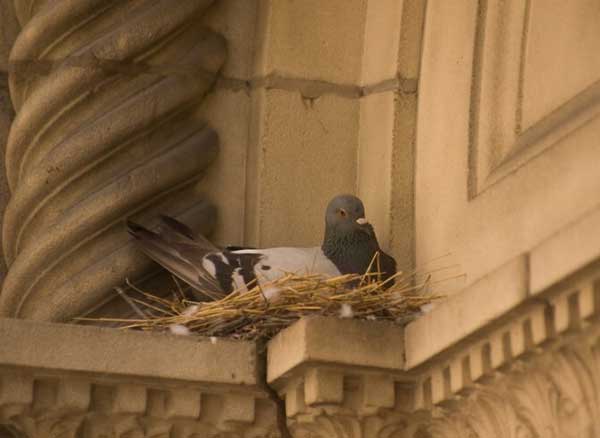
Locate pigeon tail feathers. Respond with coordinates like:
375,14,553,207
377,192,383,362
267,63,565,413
126,219,224,300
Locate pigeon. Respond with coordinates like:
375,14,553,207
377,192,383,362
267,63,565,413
127,194,396,299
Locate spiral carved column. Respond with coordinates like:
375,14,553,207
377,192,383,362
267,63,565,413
0,0,226,321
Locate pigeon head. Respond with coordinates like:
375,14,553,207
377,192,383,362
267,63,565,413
324,194,370,236
322,194,397,282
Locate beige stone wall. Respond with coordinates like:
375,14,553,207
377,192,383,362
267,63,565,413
416,0,600,293
1,2,600,436
229,1,425,280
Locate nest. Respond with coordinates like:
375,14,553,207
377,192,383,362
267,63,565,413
90,265,446,340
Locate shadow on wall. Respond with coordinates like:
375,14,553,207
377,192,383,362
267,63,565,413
0,0,19,288
0,75,12,286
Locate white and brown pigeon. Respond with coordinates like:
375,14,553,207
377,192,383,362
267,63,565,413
127,194,396,300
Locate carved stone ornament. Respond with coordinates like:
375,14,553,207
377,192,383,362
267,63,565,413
268,329,600,438
0,0,226,322
0,319,281,438
426,335,600,438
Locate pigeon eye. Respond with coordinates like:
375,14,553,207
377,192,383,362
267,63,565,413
339,209,347,217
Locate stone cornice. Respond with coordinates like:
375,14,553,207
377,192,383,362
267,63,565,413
2,252,600,437
0,319,258,387
0,319,279,438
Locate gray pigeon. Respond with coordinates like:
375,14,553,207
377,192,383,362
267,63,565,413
127,194,396,299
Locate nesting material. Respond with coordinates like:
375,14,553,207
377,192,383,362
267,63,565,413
95,269,444,341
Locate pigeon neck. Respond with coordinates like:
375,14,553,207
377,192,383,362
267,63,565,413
321,225,379,275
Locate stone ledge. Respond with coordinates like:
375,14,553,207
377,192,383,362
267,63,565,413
0,318,280,438
0,318,257,387
267,316,405,384
530,202,600,294
404,255,529,368
405,202,600,371
267,317,409,427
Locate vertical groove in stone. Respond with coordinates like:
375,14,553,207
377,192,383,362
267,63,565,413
0,0,227,321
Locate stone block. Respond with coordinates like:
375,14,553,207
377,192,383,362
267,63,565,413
448,358,463,394
284,382,305,418
0,374,33,405
112,385,147,415
247,89,359,247
361,374,395,409
579,282,596,320
56,379,91,411
220,393,255,424
267,316,404,384
165,389,201,419
304,368,343,405
255,0,367,84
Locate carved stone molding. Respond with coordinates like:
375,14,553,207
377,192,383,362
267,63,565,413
270,323,600,438
0,319,280,438
1,376,279,438
411,265,600,410
423,328,600,438
3,265,600,437
267,317,420,438
266,264,600,438
0,0,226,322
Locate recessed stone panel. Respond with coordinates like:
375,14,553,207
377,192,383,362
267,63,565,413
522,0,600,130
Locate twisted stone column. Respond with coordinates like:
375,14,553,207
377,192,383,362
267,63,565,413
0,0,226,321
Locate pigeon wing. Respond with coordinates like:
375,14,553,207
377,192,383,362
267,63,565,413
127,220,225,300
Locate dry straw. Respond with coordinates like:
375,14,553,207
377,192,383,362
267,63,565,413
90,256,448,340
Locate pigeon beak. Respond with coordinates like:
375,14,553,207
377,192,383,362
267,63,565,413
356,217,368,225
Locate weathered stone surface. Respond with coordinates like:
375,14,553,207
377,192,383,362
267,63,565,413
0,0,19,72
255,0,367,84
0,318,257,384
267,316,404,384
246,89,359,248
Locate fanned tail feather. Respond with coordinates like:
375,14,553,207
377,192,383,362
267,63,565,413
126,219,224,300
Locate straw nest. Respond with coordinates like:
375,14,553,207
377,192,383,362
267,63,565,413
92,264,445,340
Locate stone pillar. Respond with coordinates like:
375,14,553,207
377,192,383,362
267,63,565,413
0,0,20,286
0,0,226,321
